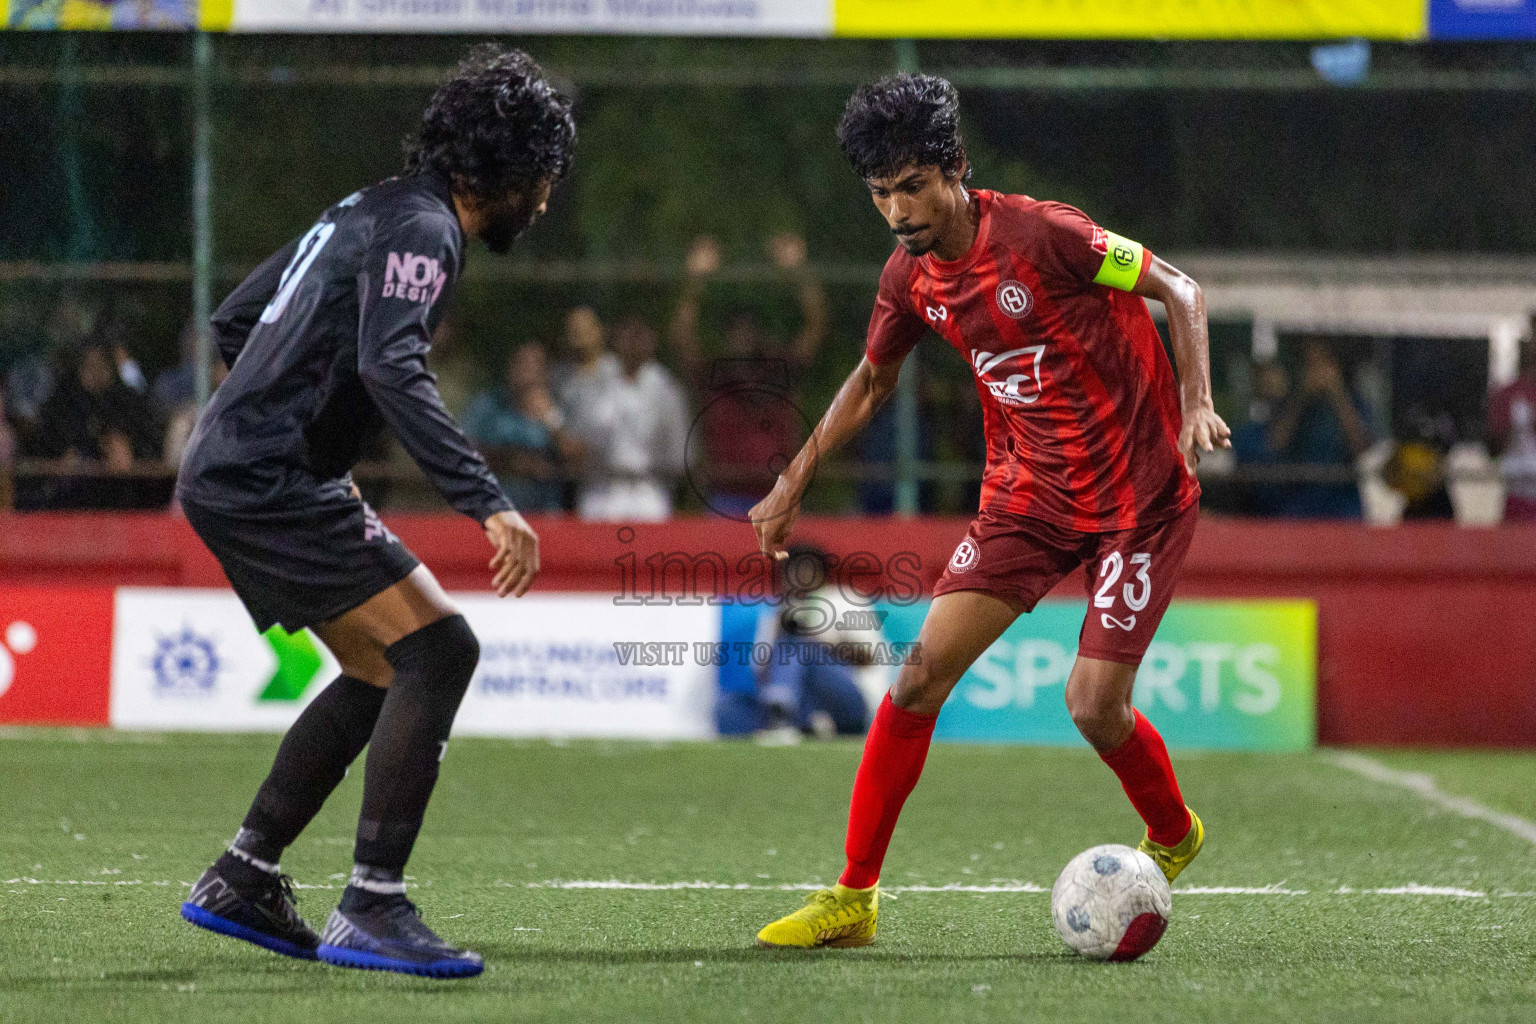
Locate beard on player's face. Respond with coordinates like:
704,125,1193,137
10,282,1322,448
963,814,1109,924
476,179,552,254
870,164,964,257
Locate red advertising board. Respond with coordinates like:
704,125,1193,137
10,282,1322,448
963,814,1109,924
0,587,114,726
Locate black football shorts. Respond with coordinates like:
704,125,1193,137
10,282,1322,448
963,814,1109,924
182,481,421,634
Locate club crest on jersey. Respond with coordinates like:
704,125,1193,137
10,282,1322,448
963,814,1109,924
949,537,980,573
382,251,446,305
994,279,1034,319
970,345,1047,407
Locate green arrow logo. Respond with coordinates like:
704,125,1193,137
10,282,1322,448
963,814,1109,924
258,626,325,702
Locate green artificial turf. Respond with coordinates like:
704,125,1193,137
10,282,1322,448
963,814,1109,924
2,731,1534,1023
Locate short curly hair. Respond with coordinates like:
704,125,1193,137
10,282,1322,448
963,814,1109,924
837,73,968,183
404,44,576,204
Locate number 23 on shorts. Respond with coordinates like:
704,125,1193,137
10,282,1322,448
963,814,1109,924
1094,552,1151,630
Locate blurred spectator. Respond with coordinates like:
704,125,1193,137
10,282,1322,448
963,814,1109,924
151,320,200,417
753,545,876,744
3,351,54,447
462,342,582,513
3,295,90,449
1231,360,1291,516
20,342,165,509
0,391,13,510
162,357,228,468
567,317,688,522
108,334,148,394
669,233,827,517
1386,404,1457,520
426,316,479,421
29,342,160,467
1489,321,1536,520
555,306,619,417
1264,339,1373,518
0,390,16,470
1384,444,1452,520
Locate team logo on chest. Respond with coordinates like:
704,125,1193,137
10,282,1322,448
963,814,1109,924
970,346,1047,407
994,279,1034,319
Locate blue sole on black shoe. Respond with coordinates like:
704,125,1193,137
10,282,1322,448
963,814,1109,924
316,943,484,978
181,902,319,961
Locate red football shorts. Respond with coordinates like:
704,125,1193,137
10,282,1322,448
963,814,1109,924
932,501,1199,666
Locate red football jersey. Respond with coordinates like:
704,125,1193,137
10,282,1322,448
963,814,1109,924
865,189,1199,532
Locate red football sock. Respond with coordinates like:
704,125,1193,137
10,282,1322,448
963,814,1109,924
839,694,939,889
1099,709,1191,848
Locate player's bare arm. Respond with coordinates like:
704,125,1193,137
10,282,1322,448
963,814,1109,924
749,356,902,559
1134,256,1231,474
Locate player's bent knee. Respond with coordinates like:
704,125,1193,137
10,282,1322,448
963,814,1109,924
385,614,480,697
1066,693,1133,748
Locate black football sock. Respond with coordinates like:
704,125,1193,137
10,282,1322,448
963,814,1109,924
352,615,479,874
235,674,389,865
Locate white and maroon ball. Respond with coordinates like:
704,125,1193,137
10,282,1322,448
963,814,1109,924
1050,844,1172,961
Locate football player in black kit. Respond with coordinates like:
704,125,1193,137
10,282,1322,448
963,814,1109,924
176,45,574,978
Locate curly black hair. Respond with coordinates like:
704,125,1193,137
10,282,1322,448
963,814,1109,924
836,73,968,183
404,44,576,204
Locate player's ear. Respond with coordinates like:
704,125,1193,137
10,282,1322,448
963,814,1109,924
944,153,969,184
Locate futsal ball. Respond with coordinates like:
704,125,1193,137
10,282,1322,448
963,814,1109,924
1050,844,1172,961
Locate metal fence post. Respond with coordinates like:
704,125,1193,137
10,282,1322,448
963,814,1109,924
192,32,214,408
893,38,921,517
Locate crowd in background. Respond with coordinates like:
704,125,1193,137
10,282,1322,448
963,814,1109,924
4,242,1536,523
1224,323,1536,523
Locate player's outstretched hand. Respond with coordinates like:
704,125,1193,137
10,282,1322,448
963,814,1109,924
1179,404,1233,475
484,509,540,598
749,478,801,562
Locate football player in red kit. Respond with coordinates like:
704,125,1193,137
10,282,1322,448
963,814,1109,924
752,74,1231,948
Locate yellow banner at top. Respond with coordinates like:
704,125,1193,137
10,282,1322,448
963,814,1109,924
834,0,1427,39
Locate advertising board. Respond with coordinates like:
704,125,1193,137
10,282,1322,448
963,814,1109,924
108,588,718,739
832,0,1427,38
110,588,340,732
3,586,1315,747
1428,0,1536,39
0,587,114,727
5,0,1454,36
221,0,831,34
879,599,1317,750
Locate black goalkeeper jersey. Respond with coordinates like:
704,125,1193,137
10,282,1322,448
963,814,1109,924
177,172,510,524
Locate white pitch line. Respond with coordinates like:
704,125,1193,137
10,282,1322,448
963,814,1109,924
2,877,1520,899
516,879,1505,897
1335,885,1487,897
1326,752,1536,846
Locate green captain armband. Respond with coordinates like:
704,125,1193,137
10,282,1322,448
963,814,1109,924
1092,231,1145,291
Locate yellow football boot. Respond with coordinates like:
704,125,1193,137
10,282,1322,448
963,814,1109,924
1138,807,1204,884
755,883,878,949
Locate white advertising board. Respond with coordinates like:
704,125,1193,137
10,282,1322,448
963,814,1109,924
228,0,831,36
111,588,340,732
454,593,717,739
109,589,718,739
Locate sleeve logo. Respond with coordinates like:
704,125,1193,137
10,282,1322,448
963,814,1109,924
1090,225,1109,255
994,280,1034,319
383,251,446,305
